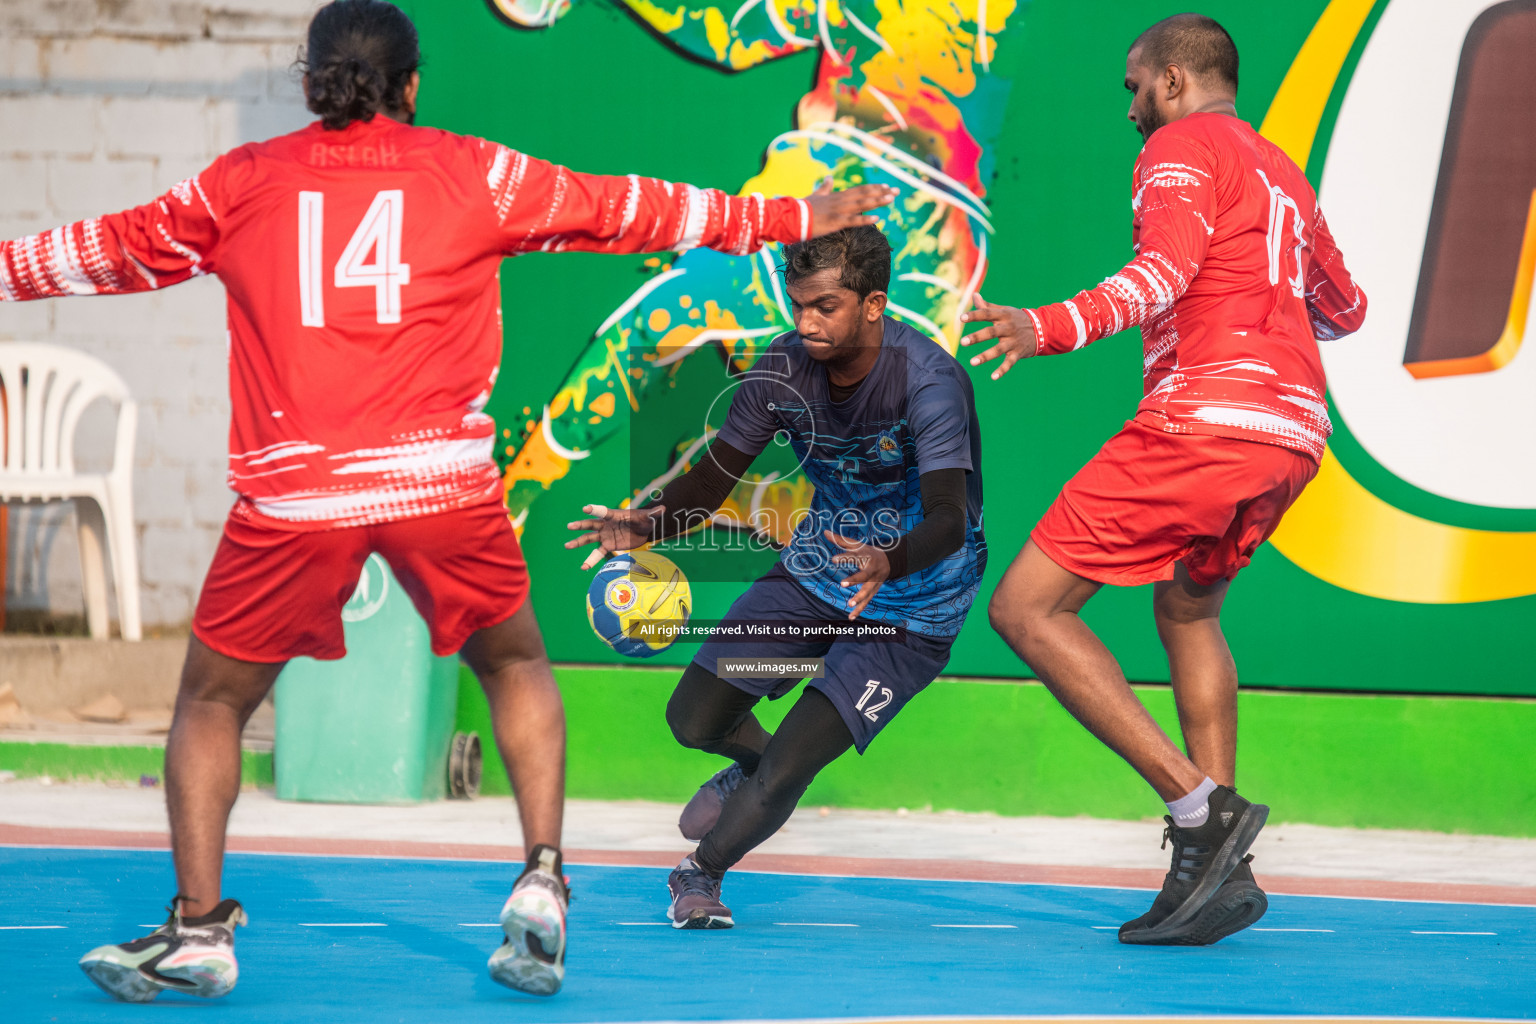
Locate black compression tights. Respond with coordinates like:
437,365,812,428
666,662,773,771
666,663,854,876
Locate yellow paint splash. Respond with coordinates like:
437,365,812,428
628,0,684,34
504,431,570,490
740,137,835,198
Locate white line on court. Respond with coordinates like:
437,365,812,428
11,842,1535,909
933,924,1017,929
1090,925,1118,929
0,925,66,930
1253,928,1336,932
1412,930,1497,935
774,922,858,927
456,923,501,928
299,922,387,927
616,922,671,926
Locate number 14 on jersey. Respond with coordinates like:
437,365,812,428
298,190,412,327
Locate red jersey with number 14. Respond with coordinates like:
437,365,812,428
0,116,814,529
1023,112,1366,460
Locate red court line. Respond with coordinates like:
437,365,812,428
3,823,1532,907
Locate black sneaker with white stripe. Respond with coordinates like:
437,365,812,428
1118,785,1269,946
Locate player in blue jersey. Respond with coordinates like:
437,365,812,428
567,226,985,928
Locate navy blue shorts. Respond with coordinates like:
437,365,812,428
692,566,954,752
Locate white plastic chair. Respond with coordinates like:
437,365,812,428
0,342,142,641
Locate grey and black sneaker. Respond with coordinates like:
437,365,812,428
678,763,750,841
79,897,246,1003
1118,785,1269,946
666,856,733,930
489,845,570,996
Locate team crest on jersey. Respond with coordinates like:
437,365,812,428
604,578,638,613
875,430,902,465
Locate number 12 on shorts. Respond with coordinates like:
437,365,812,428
856,680,893,722
298,190,412,328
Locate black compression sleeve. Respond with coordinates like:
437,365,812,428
884,467,968,579
693,686,853,875
646,439,756,540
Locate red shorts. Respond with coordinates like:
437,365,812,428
1031,413,1319,587
192,500,529,663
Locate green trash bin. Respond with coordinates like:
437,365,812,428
274,553,479,803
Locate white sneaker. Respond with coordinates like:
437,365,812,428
80,898,247,1003
488,848,568,996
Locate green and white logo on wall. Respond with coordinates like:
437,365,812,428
1260,0,1536,607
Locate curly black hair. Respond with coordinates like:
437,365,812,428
782,225,891,299
299,0,421,131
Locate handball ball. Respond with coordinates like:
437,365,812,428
586,550,691,658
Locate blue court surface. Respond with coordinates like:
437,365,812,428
2,845,1531,1023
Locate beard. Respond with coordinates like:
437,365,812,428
1136,102,1165,140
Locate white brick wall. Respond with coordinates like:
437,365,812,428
1,0,319,631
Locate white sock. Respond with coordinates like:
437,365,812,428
1166,777,1218,828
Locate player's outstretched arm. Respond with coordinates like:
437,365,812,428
962,136,1215,380
958,292,1039,380
804,179,901,238
0,174,221,303
564,438,759,569
484,143,895,259
565,504,667,570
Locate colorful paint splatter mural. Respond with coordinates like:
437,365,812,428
487,0,1018,541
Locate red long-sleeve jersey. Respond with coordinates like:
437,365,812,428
0,116,813,528
1023,112,1366,461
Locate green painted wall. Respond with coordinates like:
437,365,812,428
397,0,1536,697
0,743,272,789
456,665,1536,837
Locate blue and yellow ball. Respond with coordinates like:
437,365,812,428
586,550,691,658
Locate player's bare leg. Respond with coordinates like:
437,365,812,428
460,598,565,850
1153,565,1237,787
461,597,569,995
78,638,273,1002
166,637,285,918
1150,565,1266,937
989,541,1204,801
991,541,1267,942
